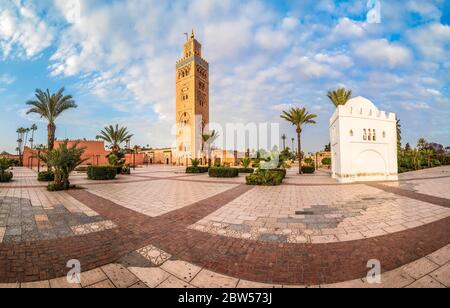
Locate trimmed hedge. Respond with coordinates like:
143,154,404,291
87,166,117,180
38,171,55,182
208,167,239,178
301,166,315,174
237,168,254,174
0,171,13,183
186,166,209,174
246,170,284,186
321,157,332,165
270,168,287,178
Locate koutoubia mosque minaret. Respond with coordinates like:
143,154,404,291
175,30,209,165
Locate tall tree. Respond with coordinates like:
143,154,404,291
29,124,38,149
280,107,317,174
96,124,134,156
396,119,402,152
26,88,77,150
16,127,26,165
202,130,219,167
417,138,428,151
326,88,352,107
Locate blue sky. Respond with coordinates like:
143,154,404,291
0,0,449,153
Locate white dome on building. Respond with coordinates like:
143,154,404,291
345,96,379,112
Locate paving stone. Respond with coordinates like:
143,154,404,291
128,267,171,288
406,276,446,288
101,264,139,288
136,245,171,266
160,260,202,282
426,245,450,266
20,280,50,288
80,268,109,287
128,281,149,288
49,277,81,288
86,279,116,288
402,258,440,280
191,269,239,288
157,275,195,288
429,263,450,287
236,280,282,288
0,282,19,288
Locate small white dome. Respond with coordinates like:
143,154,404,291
345,96,378,112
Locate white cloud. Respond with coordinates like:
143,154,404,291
353,39,412,67
408,23,450,60
0,74,15,85
331,18,365,39
255,28,290,51
0,2,54,59
281,17,299,31
400,102,430,111
406,1,442,21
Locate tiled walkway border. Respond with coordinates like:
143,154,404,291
1,180,449,285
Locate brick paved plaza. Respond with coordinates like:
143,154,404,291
0,166,449,288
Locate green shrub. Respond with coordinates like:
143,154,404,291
242,157,252,169
38,171,55,182
238,168,254,174
208,167,239,178
301,166,315,174
0,171,13,183
0,157,13,170
321,157,332,165
246,170,284,186
87,166,117,180
270,168,287,178
186,166,209,174
191,159,200,168
432,159,441,167
47,183,65,192
121,165,131,175
304,157,314,165
398,166,413,174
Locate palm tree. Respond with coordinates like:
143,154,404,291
202,130,219,167
281,134,287,150
29,124,38,150
26,88,77,150
96,124,134,156
424,149,434,168
16,127,27,166
396,119,402,152
417,138,427,151
327,88,352,107
23,127,30,150
281,107,317,174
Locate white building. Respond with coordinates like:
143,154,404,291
329,96,398,183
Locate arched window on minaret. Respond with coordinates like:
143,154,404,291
373,129,377,141
363,129,367,141
368,129,372,141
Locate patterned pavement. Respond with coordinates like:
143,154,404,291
0,166,449,287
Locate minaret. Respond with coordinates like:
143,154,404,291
175,30,210,166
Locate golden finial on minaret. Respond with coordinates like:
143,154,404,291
191,29,195,39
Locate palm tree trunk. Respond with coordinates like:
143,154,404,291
48,123,56,150
297,129,302,174
30,130,35,150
